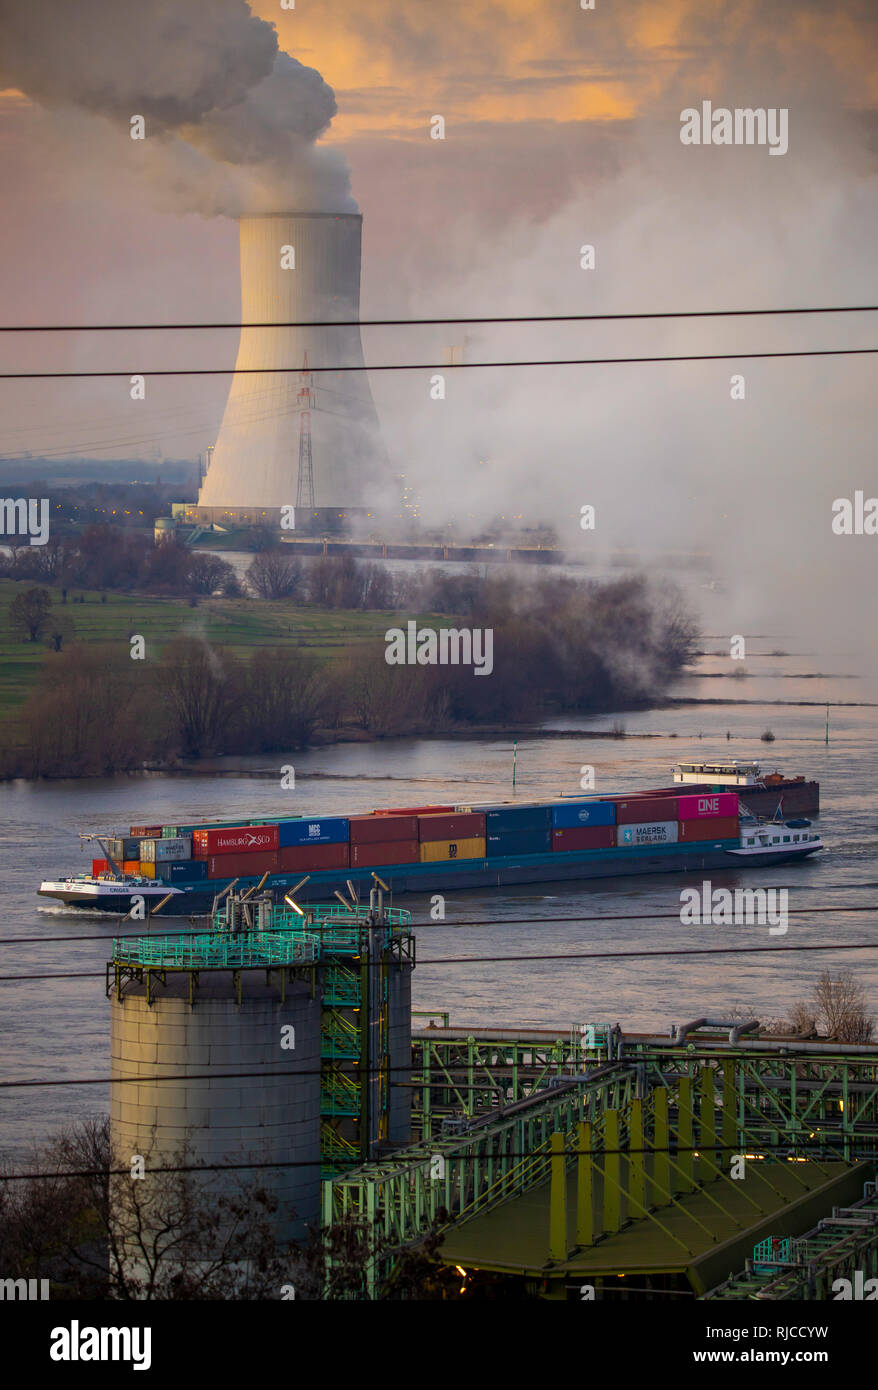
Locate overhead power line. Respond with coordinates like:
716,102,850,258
2,347,877,380
1,304,876,331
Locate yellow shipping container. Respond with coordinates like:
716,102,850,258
122,860,140,875
138,861,156,879
419,837,486,863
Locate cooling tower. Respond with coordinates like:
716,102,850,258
198,213,387,511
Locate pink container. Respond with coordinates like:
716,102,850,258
677,792,739,820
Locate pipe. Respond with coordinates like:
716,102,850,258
670,1017,760,1045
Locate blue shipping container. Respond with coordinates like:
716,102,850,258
486,827,552,856
551,800,616,829
485,806,552,834
278,817,350,847
164,859,207,882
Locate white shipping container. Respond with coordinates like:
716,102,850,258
155,836,192,862
617,820,679,847
139,838,157,862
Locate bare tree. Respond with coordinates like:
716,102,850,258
247,550,303,600
813,971,874,1043
9,586,53,642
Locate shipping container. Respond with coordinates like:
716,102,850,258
419,837,486,863
678,816,739,843
677,792,739,820
140,837,191,863
417,811,486,841
348,814,419,844
138,861,156,879
486,827,553,856
161,826,179,838
277,843,350,872
350,840,420,867
277,817,349,848
122,860,140,875
130,825,162,838
485,806,552,834
193,825,279,857
109,836,141,861
92,858,109,875
551,800,616,829
552,826,616,852
206,851,279,880
614,796,679,825
617,821,679,846
374,805,454,816
165,859,207,883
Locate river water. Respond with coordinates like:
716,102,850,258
2,640,877,1162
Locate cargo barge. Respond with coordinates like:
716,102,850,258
37,787,824,916
672,762,819,817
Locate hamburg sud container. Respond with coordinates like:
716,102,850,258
192,825,279,858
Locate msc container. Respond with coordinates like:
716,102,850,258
617,821,679,846
277,817,349,848
486,827,553,856
677,792,739,820
552,826,616,852
348,814,419,844
92,858,109,875
485,806,552,835
419,837,486,862
138,861,156,878
278,843,350,872
678,816,739,842
206,851,279,880
417,812,485,841
122,860,140,875
374,805,454,816
551,800,616,829
350,840,420,868
130,825,162,838
165,859,207,883
613,797,679,825
193,825,279,858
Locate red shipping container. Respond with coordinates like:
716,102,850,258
677,792,739,820
193,824,279,858
92,858,109,875
349,814,418,844
417,811,485,841
130,825,162,838
678,816,739,842
374,805,453,816
552,826,616,852
206,851,279,879
278,843,350,872
613,796,679,824
350,840,420,867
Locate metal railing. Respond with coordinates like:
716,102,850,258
111,931,319,969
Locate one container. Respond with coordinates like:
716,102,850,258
551,800,616,829
278,843,350,872
614,797,679,825
677,792,739,820
165,859,207,883
552,826,616,852
130,825,162,838
193,825,279,858
417,812,485,841
616,821,679,846
348,814,419,844
92,858,109,875
419,837,486,862
678,816,739,842
206,851,279,879
350,840,420,868
485,806,552,834
486,827,553,856
138,861,156,879
277,817,349,848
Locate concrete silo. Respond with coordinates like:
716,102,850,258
196,212,388,522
